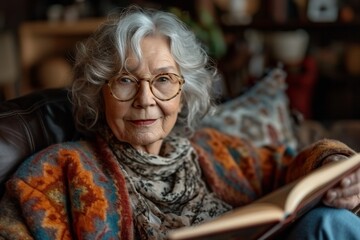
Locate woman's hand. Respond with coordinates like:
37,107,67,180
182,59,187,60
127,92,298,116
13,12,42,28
322,154,360,210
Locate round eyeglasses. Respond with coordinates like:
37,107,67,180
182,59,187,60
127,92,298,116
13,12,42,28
107,72,185,101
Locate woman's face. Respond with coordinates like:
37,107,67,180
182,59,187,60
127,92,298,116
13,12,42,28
102,35,182,155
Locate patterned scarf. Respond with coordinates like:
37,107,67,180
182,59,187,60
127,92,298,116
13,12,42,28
103,130,231,239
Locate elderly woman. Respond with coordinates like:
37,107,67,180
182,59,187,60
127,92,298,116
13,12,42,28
0,6,360,240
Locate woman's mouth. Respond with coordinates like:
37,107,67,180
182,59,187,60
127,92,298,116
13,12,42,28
129,119,157,126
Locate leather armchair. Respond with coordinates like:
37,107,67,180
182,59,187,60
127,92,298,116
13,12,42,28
0,88,81,196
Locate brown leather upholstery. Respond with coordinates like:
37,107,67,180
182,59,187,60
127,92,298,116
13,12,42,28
0,88,81,196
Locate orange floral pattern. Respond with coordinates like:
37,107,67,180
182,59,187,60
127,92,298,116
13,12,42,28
0,129,355,239
1,140,134,240
191,128,354,208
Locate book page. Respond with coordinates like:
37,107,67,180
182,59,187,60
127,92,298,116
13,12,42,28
285,153,360,213
169,153,360,240
168,203,284,240
254,153,360,216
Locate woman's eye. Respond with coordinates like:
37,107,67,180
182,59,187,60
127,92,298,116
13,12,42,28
118,76,136,84
155,76,170,83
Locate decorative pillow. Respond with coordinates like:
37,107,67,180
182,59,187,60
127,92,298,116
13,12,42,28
200,68,298,149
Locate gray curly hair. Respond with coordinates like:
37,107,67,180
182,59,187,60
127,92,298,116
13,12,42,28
71,6,219,136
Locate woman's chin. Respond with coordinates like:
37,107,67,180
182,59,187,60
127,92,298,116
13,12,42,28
126,134,164,154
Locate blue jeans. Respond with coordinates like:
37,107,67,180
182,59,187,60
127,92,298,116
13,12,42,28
284,206,360,240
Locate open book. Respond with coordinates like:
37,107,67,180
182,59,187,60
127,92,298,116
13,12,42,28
169,153,360,240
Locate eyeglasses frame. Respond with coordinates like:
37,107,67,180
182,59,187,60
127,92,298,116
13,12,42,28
107,72,185,102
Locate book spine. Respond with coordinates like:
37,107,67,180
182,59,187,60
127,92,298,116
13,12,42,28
352,204,360,217
270,0,288,23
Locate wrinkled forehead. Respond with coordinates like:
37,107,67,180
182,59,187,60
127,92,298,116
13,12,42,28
122,42,143,72
123,56,140,72
122,35,176,74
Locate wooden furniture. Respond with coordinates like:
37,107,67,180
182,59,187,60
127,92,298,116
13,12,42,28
220,20,360,121
8,18,105,99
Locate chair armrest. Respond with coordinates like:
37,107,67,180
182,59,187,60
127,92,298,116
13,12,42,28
0,88,81,196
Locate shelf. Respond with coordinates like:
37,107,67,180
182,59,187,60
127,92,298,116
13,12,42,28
16,18,105,98
219,18,360,120
222,20,360,33
19,18,105,36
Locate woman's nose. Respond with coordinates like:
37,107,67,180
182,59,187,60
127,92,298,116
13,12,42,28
133,81,156,108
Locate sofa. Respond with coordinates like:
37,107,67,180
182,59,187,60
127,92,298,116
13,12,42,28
0,88,81,196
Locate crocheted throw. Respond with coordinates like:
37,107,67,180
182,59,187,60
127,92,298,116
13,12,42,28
0,128,355,239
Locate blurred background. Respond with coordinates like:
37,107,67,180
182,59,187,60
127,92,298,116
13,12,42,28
0,0,359,122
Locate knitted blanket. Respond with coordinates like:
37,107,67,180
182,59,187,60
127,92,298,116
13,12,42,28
0,128,355,239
